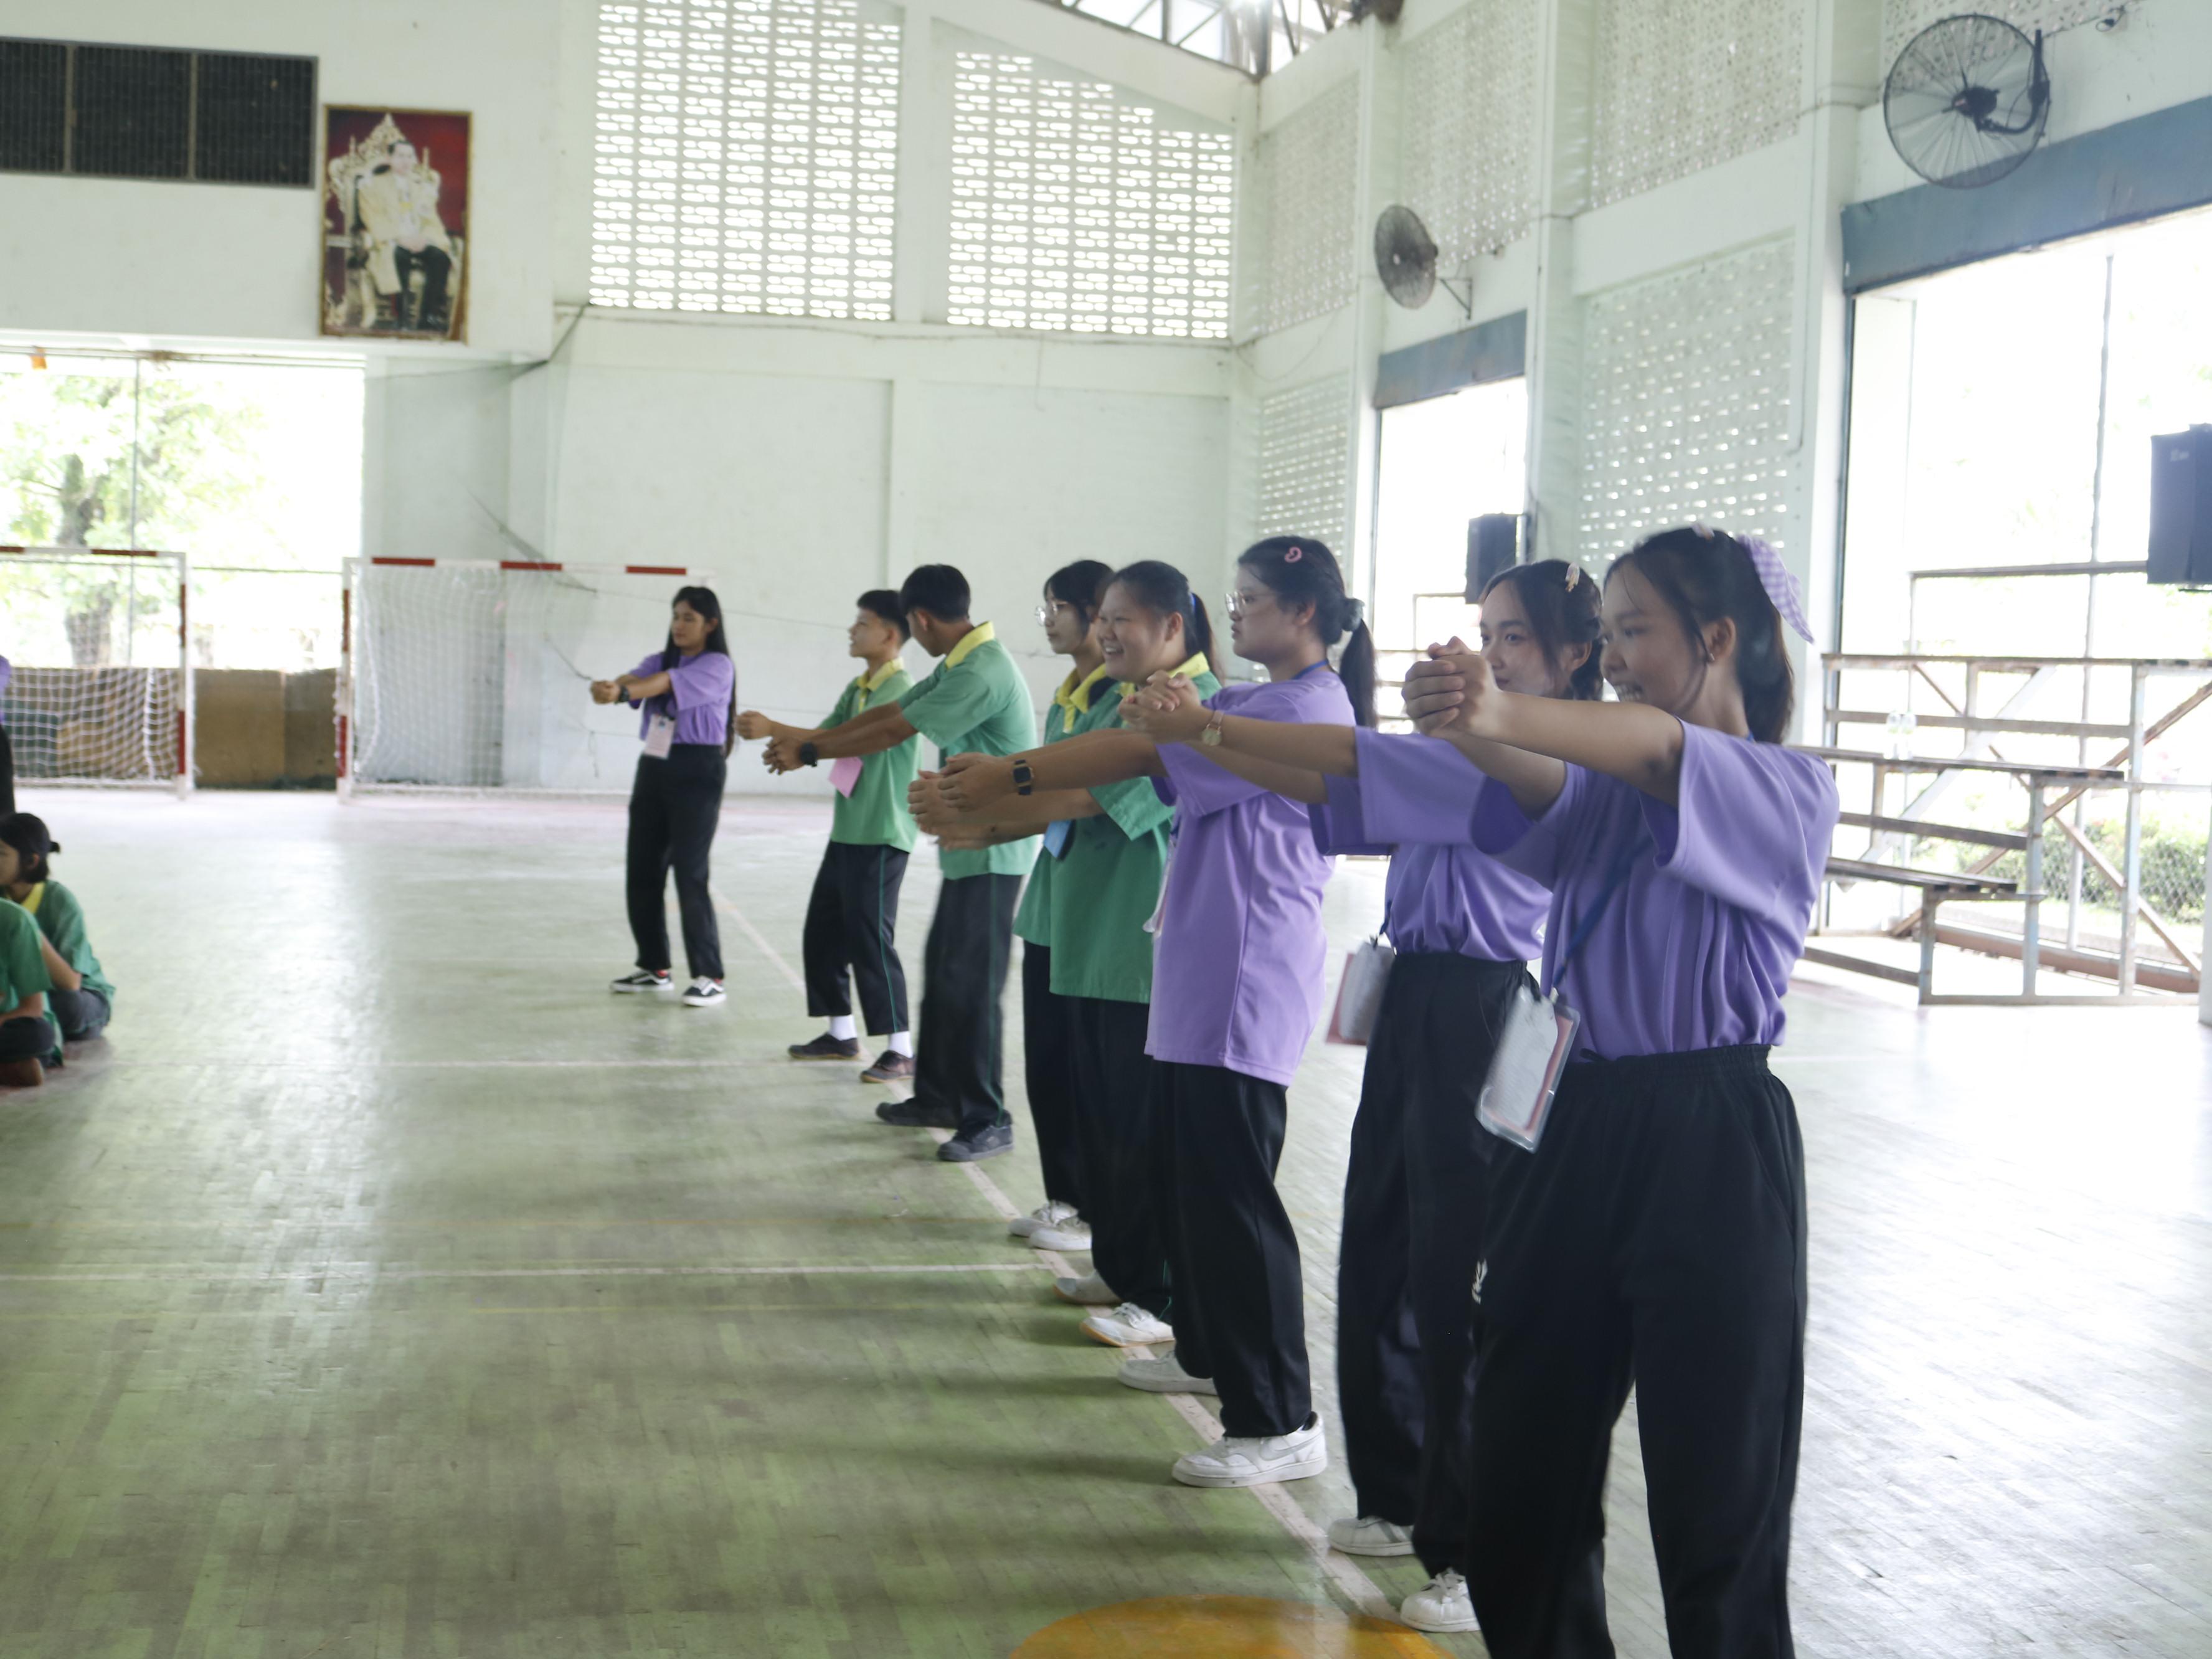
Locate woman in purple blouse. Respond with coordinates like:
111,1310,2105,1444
590,587,739,1009
1125,559,1602,1635
928,537,1375,1493
1403,526,1839,1659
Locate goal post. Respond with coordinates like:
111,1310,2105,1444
0,545,194,796
338,556,717,797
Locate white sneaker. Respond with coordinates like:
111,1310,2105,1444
1326,1515,1415,1557
1116,1347,1217,1396
1080,1302,1173,1348
611,969,673,994
1172,1412,1328,1488
1029,1216,1093,1252
1008,1200,1078,1240
1399,1570,1478,1633
680,978,726,1008
1052,1271,1118,1307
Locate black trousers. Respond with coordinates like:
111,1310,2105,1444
912,872,1021,1138
1151,1059,1310,1438
803,841,910,1036
1467,1046,1805,1659
1070,995,1164,1311
0,1014,52,1063
625,746,726,981
395,244,453,328
1338,953,1528,1576
1020,945,1084,1210
49,986,110,1042
0,722,14,816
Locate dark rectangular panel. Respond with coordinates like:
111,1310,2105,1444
70,42,191,179
1373,310,1528,409
0,39,69,173
194,52,314,185
1843,92,2212,293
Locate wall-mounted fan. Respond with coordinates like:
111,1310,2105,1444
1884,13,2051,189
1374,204,1470,316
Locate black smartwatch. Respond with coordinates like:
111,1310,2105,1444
798,742,820,767
1011,759,1034,796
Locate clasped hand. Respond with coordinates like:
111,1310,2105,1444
1118,673,1207,740
1401,639,1498,737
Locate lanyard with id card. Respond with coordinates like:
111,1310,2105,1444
1477,832,1643,1153
643,711,676,759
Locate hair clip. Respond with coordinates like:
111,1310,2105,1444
1562,564,1580,589
1691,521,1717,539
1284,546,1303,563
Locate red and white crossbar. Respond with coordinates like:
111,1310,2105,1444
0,544,180,559
361,557,702,576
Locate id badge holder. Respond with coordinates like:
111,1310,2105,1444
1476,988,1582,1153
1042,820,1074,859
643,713,676,759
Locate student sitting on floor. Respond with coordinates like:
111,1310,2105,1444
0,814,112,1044
0,889,57,1089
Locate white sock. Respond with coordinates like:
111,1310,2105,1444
887,1030,914,1056
828,1016,857,1041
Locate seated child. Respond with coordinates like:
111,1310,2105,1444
0,814,110,1044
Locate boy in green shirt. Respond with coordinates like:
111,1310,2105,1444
1,814,111,1044
765,564,1037,1163
0,896,56,1086
737,593,920,1078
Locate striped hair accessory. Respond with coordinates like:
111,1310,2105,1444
1739,534,1813,643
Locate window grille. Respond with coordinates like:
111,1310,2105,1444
1247,81,1358,338
1399,0,1539,266
1255,374,1352,554
1589,0,1802,208
948,50,1234,339
591,0,901,321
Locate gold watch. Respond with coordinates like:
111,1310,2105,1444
1199,710,1226,747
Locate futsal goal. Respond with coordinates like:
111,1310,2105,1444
338,556,718,796
0,545,194,796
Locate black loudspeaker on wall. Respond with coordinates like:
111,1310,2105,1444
1466,513,1525,600
2148,427,2212,587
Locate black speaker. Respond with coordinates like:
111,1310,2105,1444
1467,513,1523,600
2148,426,2212,586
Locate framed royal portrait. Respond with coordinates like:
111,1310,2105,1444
321,107,471,342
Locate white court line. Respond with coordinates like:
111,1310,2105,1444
95,1057,796,1071
715,882,1399,1625
0,1262,1054,1285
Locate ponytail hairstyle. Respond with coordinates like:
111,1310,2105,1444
1606,527,1796,742
1478,558,1604,701
661,584,738,757
0,813,56,887
1044,559,1114,630
1108,559,1218,676
1237,535,1377,728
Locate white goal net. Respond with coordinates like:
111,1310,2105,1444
0,546,192,793
341,558,721,793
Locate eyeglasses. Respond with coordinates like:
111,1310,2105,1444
1035,601,1077,626
1224,589,1272,621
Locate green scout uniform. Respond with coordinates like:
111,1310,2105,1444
1014,662,1113,948
1047,653,1219,1003
823,659,919,852
0,898,59,1062
896,623,1039,879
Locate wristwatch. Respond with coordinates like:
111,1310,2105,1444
1012,759,1035,796
798,742,820,767
1199,710,1226,747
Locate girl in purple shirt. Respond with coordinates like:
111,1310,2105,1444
1403,527,1839,1659
928,536,1374,1493
590,587,738,1009
1127,559,1602,1635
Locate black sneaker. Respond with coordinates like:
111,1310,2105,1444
788,1033,863,1061
938,1122,1014,1163
876,1097,958,1129
611,969,673,994
859,1051,915,1084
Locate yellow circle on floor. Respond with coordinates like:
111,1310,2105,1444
1014,1595,1452,1658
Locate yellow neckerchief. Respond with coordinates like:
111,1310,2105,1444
18,883,42,918
1054,663,1113,734
852,656,904,712
943,620,996,669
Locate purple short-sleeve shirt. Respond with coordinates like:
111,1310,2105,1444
1145,668,1356,1085
1470,723,1838,1059
627,651,735,748
1310,727,1548,963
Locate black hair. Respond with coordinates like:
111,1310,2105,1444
899,564,971,624
1478,558,1605,701
857,589,909,641
0,813,56,887
1236,536,1377,728
661,584,737,757
1106,560,1217,679
1607,527,1795,743
1044,560,1115,629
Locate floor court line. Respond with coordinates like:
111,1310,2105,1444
715,881,1402,1625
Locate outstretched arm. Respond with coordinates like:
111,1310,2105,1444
909,777,1104,845
1406,641,1685,807
1120,674,1336,806
930,729,1161,815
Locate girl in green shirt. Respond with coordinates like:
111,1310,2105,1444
0,813,110,1044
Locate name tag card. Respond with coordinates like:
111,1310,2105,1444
643,714,676,759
